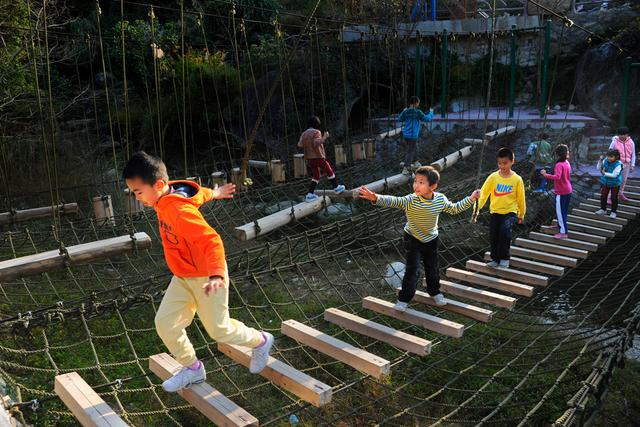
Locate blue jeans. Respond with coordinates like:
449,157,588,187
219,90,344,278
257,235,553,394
489,213,517,262
555,194,571,234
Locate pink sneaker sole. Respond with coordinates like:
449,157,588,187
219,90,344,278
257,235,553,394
553,233,568,239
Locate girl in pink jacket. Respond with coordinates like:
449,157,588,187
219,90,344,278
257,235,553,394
541,144,572,239
609,127,636,201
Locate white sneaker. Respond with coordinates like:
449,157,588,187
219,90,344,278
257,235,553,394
594,209,606,215
486,261,499,268
305,193,319,202
334,184,346,194
610,212,617,219
249,332,274,374
431,293,446,306
393,301,408,312
498,260,510,269
162,363,206,392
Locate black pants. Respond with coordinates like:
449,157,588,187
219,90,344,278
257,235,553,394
399,233,440,303
600,185,619,213
489,212,517,263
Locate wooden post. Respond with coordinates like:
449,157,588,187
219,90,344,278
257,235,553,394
293,154,306,178
351,141,366,161
270,160,285,184
92,195,115,227
210,171,226,188
334,145,347,166
248,160,269,171
231,168,246,191
123,189,144,216
364,138,375,158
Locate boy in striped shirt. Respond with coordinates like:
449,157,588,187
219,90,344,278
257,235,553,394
359,166,480,311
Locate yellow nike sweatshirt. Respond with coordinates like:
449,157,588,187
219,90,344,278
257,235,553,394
478,171,526,218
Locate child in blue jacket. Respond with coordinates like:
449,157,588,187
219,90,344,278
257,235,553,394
398,96,433,175
595,148,623,219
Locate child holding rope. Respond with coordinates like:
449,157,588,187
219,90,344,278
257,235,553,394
358,166,480,311
477,147,526,269
123,152,273,393
541,144,572,239
596,148,623,219
398,96,433,175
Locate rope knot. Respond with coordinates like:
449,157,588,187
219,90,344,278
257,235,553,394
253,220,261,235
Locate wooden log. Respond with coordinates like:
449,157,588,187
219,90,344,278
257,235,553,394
410,289,493,322
281,319,390,379
514,238,589,259
378,126,403,140
54,372,127,427
210,171,227,188
293,154,306,178
579,203,635,219
323,308,431,356
484,125,516,141
270,160,285,184
92,195,115,227
539,225,607,244
551,220,615,238
465,260,549,287
362,296,464,338
445,268,534,297
430,145,474,172
566,214,623,231
235,197,331,241
483,252,564,276
0,203,79,226
231,168,247,191
334,145,347,166
217,343,332,407
0,232,152,281
364,138,376,158
571,209,628,225
149,353,258,426
463,138,485,145
123,189,144,216
440,280,517,310
351,142,366,161
510,246,578,267
527,232,598,252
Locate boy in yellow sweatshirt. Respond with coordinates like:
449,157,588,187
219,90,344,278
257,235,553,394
477,147,526,269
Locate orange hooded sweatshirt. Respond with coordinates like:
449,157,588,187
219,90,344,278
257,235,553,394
154,180,226,278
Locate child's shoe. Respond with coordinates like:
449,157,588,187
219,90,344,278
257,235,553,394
162,362,206,392
393,301,408,312
610,212,617,219
553,233,568,239
486,260,499,268
305,193,319,202
594,209,606,215
250,332,274,374
334,184,346,194
431,293,446,306
401,167,411,176
498,260,510,269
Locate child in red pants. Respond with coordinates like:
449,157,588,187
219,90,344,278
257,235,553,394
297,116,346,202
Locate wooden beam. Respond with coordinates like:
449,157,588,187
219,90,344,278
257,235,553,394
430,146,474,172
551,220,615,238
592,193,640,207
440,280,517,310
579,203,635,219
281,319,390,379
363,296,465,338
624,191,640,200
234,197,332,241
514,238,589,259
527,232,598,252
54,372,128,427
0,232,152,281
323,308,431,356
0,203,79,226
586,198,640,213
445,268,534,297
566,215,623,232
465,260,549,287
217,343,332,407
571,209,628,225
484,125,516,141
483,252,564,276
510,246,578,267
539,225,607,244
463,138,484,145
410,289,493,322
148,353,258,426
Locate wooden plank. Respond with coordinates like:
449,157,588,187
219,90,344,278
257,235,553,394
217,343,332,407
440,280,516,310
485,125,516,141
323,308,431,356
465,260,549,287
592,193,640,207
483,252,565,276
234,197,332,241
579,203,636,219
624,191,640,200
54,372,128,427
571,209,628,225
445,268,534,297
514,238,589,259
149,353,258,426
566,214,623,231
551,220,615,238
0,203,79,226
281,320,390,379
586,198,640,213
0,232,152,281
528,231,598,252
510,246,578,267
539,225,607,244
410,289,493,322
362,296,464,338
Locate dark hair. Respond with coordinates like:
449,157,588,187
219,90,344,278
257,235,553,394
555,144,568,162
617,126,630,136
497,147,514,161
606,148,621,160
409,96,420,105
122,151,169,185
307,116,321,130
415,165,440,185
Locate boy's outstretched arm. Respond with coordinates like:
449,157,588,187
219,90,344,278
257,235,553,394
209,183,236,200
477,175,493,211
358,186,411,210
441,189,481,215
516,177,526,223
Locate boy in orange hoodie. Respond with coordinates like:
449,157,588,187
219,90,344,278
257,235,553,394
123,151,273,392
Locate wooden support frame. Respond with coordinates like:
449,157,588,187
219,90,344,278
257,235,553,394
0,203,79,226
